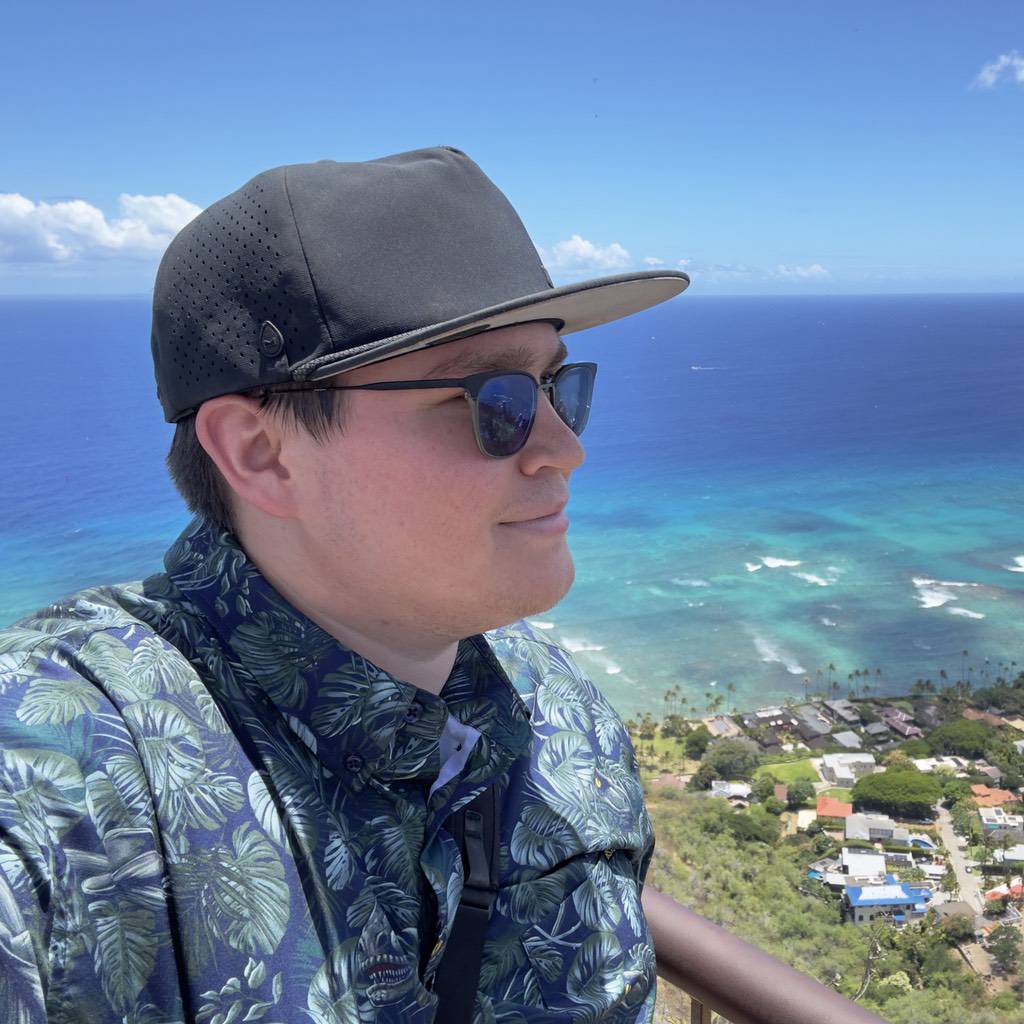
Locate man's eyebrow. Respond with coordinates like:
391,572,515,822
426,339,569,378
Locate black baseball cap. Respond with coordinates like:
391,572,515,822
151,146,689,422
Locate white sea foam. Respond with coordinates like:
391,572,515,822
912,576,981,610
1004,556,1024,573
528,620,555,630
949,608,985,620
561,636,606,653
792,572,831,587
751,632,806,675
745,562,763,573
912,576,977,589
762,556,802,568
690,365,725,371
821,617,838,627
672,577,710,587
604,663,622,675
914,585,958,609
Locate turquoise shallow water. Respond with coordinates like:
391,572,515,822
2,295,1022,719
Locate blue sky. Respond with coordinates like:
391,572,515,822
1,0,1021,295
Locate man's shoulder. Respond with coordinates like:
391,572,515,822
485,619,626,726
0,578,203,735
4,580,158,647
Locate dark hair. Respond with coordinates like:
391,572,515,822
166,387,347,535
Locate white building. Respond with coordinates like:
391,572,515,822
980,807,1024,834
820,753,876,787
840,848,887,882
845,813,910,844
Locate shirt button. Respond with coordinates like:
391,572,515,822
404,701,423,723
344,753,364,773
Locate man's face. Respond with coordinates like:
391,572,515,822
282,322,586,640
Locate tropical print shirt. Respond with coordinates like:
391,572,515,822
0,518,655,1024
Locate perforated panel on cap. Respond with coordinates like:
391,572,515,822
151,167,330,421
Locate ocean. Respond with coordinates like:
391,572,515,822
2,294,1022,719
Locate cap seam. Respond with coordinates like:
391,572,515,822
282,165,336,362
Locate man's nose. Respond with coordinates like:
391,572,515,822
517,391,586,475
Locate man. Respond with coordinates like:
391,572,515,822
0,147,688,1023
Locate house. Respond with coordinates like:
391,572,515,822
844,883,931,926
817,794,853,819
931,901,981,935
877,707,922,738
794,705,832,739
970,784,1017,808
975,762,1005,785
911,756,968,775
711,780,752,802
823,699,861,726
885,718,923,739
773,783,789,803
1013,738,1024,756
704,714,743,739
739,707,798,731
963,708,1004,729
832,730,863,750
840,848,887,882
864,721,891,740
993,844,1024,866
820,752,876,787
914,704,944,730
979,807,1024,835
806,736,834,751
845,813,910,844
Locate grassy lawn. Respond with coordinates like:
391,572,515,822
821,787,854,802
755,759,819,784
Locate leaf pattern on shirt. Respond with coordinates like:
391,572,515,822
0,518,656,1024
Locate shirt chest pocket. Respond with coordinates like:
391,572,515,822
514,854,655,1020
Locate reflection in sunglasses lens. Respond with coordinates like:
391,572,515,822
478,375,536,456
554,366,592,435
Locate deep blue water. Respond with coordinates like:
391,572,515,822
2,294,1022,716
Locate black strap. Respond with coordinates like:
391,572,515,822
432,784,501,1024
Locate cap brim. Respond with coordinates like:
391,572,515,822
294,269,689,380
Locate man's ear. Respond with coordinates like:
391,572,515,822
195,395,297,519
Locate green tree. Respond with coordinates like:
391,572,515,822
787,780,816,808
941,913,974,944
684,724,711,759
728,806,781,844
851,770,942,819
926,718,994,759
989,924,1022,974
752,774,777,803
699,737,761,781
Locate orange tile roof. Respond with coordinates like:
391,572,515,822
817,795,853,818
970,784,1017,807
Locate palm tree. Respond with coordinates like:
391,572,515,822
726,682,737,713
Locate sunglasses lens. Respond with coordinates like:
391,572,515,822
553,365,594,435
477,374,537,456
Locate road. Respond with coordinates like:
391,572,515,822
936,804,984,910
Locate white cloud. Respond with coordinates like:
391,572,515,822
642,256,665,266
774,262,830,281
542,233,631,272
0,192,201,263
972,50,1024,89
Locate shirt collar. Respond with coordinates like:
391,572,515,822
164,518,530,793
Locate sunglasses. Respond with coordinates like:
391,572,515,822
261,362,597,458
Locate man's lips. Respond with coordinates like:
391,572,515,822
499,499,568,524
498,501,569,534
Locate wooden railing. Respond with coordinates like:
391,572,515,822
642,888,889,1024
